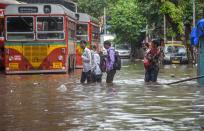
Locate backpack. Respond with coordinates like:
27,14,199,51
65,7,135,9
100,55,106,72
113,51,121,70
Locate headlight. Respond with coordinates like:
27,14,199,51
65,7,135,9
9,56,14,61
58,55,63,61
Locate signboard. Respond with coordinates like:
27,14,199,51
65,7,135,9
18,7,38,13
53,62,62,69
9,63,19,69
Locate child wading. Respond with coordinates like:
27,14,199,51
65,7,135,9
144,40,161,82
91,45,102,82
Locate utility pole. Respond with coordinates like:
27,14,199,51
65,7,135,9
193,0,196,27
164,14,167,43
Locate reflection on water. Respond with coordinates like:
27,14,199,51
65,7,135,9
0,60,204,130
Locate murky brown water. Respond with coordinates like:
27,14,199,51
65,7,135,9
0,60,204,131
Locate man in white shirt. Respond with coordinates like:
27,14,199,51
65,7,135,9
80,40,92,83
91,45,102,82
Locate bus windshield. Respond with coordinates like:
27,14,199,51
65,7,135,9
165,45,186,54
37,17,64,40
7,17,34,40
37,17,63,31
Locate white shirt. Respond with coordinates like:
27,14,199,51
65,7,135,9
81,47,92,72
92,51,102,75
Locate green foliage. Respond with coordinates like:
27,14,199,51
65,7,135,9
77,0,106,18
181,0,193,25
160,1,184,34
137,0,163,39
76,0,204,45
108,0,146,46
76,0,119,18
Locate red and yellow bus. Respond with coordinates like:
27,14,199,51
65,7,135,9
0,1,21,70
75,13,100,68
4,4,76,74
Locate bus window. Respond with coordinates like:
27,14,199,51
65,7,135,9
0,18,3,37
76,24,87,35
76,24,88,41
37,17,64,40
6,17,34,41
92,25,99,41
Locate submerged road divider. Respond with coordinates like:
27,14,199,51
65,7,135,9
166,75,204,85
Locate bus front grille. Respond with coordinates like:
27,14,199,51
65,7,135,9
23,46,48,68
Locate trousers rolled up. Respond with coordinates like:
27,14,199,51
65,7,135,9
144,64,159,82
81,70,92,83
106,69,116,83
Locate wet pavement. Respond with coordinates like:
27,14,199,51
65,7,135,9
0,60,204,131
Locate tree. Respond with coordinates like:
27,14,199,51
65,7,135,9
108,0,146,58
76,0,119,18
138,0,163,39
160,1,184,37
76,0,204,60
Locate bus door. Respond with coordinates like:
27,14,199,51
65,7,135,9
91,24,100,51
76,23,88,68
67,18,76,71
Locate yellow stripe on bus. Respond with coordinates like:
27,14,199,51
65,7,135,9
5,45,66,69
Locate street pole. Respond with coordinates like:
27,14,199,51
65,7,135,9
104,7,106,34
164,14,167,43
75,3,78,13
193,0,195,27
146,24,148,43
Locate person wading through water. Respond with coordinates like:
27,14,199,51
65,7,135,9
144,40,161,82
80,40,92,83
91,45,102,82
103,40,116,83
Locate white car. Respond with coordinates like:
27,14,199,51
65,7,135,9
115,44,130,58
163,44,188,64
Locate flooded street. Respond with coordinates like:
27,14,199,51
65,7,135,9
0,60,204,130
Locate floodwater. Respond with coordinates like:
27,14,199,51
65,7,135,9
0,60,204,131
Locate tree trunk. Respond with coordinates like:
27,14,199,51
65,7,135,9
203,8,204,18
184,24,192,63
130,42,136,61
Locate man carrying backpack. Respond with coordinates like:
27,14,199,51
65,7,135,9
103,40,117,83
